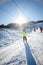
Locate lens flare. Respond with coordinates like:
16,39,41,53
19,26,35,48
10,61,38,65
14,13,28,25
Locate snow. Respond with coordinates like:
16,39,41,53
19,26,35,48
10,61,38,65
0,29,43,65
0,39,27,65
27,30,43,65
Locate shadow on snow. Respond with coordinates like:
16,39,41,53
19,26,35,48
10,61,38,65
24,41,36,65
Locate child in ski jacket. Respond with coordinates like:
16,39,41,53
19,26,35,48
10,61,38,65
22,30,27,42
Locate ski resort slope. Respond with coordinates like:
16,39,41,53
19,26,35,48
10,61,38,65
0,40,27,65
0,29,43,65
27,30,43,65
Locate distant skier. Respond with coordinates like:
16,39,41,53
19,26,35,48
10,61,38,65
34,26,36,32
40,27,43,33
22,29,27,42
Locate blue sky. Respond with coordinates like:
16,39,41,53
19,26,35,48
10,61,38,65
0,0,43,25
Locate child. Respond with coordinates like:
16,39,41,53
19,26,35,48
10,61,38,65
22,29,27,42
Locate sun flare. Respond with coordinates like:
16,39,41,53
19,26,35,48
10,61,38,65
14,13,28,25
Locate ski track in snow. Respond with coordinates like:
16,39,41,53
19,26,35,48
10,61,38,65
0,29,43,65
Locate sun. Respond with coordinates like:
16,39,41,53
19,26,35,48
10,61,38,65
14,13,28,25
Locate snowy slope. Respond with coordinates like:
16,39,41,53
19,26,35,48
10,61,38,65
27,30,43,65
0,40,27,65
0,29,43,65
0,29,27,65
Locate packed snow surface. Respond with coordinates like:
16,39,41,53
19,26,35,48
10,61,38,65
0,29,43,65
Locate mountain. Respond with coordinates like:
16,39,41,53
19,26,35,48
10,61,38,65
26,20,43,29
32,20,43,28
6,23,19,29
0,23,19,29
0,20,43,29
